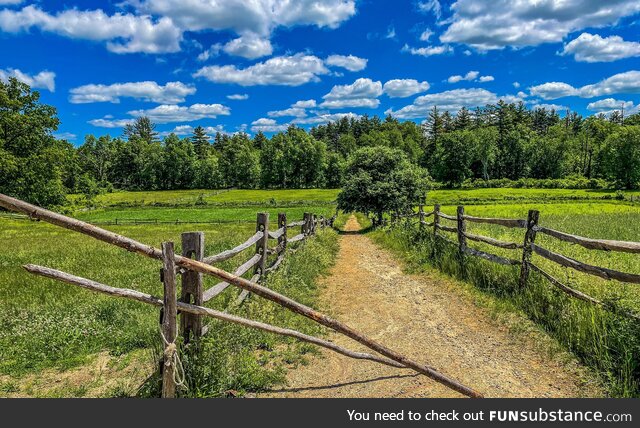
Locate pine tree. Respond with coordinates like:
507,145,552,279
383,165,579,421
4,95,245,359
192,126,210,159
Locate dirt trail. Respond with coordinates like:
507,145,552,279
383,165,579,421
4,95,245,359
264,215,601,398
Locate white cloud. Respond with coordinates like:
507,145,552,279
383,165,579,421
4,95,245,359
165,124,228,137
88,117,135,128
320,78,383,109
325,55,368,72
227,94,249,100
530,70,640,100
131,0,356,35
479,75,494,82
53,132,77,141
513,82,521,88
402,44,452,57
587,98,634,112
0,0,24,5
292,99,317,108
385,88,503,118
529,82,579,100
222,33,273,59
197,43,221,62
0,68,55,92
383,79,430,98
417,0,442,19
69,81,195,104
533,103,568,111
419,29,434,42
0,5,182,54
127,104,231,124
267,107,307,118
447,70,479,83
194,53,330,86
440,0,640,50
561,33,640,62
251,118,289,133
293,112,360,125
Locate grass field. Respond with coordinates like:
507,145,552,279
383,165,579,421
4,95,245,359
373,199,640,397
0,191,338,397
2,187,640,397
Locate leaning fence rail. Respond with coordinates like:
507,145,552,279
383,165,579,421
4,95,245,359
0,193,481,399
395,204,640,323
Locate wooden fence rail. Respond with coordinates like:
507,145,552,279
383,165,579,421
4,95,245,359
0,193,481,398
395,204,640,323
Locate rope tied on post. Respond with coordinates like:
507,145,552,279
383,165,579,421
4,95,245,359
159,327,187,391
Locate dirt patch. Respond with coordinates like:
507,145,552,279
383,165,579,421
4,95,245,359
263,216,602,398
0,349,154,398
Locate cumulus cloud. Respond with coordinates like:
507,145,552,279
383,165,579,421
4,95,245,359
222,33,273,59
447,70,479,83
227,94,249,100
530,70,640,100
419,29,434,42
0,68,55,91
532,103,568,111
293,112,360,125
402,44,452,57
382,79,430,98
128,104,231,123
325,54,368,72
251,118,289,133
194,54,330,86
1,1,356,54
320,78,383,109
88,117,135,128
197,43,221,62
0,5,182,54
267,107,308,118
529,82,579,100
440,0,640,50
561,33,640,62
385,88,503,119
165,124,228,137
447,71,494,84
0,0,24,5
587,98,634,112
292,99,317,108
69,81,195,104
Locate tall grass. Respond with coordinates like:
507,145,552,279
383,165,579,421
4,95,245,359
373,202,640,397
139,230,339,397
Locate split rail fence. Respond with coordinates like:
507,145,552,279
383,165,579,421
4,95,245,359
396,204,640,322
0,193,483,398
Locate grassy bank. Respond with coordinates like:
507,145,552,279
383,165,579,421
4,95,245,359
372,201,640,397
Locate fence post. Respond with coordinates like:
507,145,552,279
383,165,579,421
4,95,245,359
255,213,269,277
519,209,540,289
180,232,204,343
432,204,441,254
419,204,425,231
161,241,178,398
278,213,287,254
457,206,467,256
302,212,311,236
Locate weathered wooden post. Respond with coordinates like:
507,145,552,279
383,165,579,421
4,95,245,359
419,204,425,232
180,232,204,343
161,241,178,398
303,212,311,236
278,213,287,253
457,206,467,255
519,209,540,289
255,213,269,277
432,204,441,258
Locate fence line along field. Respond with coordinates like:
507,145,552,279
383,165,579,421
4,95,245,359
384,200,640,397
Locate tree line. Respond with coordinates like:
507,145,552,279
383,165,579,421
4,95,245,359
2,77,640,208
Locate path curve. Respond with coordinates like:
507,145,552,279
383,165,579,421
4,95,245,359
264,216,601,398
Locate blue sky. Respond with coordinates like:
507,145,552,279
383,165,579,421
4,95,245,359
1,0,640,144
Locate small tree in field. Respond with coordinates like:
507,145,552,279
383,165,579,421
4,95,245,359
337,146,430,225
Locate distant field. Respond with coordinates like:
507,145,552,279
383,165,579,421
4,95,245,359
70,189,340,207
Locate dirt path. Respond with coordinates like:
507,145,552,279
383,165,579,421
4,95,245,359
264,215,601,398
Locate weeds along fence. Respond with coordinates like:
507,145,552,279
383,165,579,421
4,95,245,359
0,193,483,398
395,205,640,322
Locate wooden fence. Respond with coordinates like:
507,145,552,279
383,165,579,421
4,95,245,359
396,205,640,321
0,193,483,398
